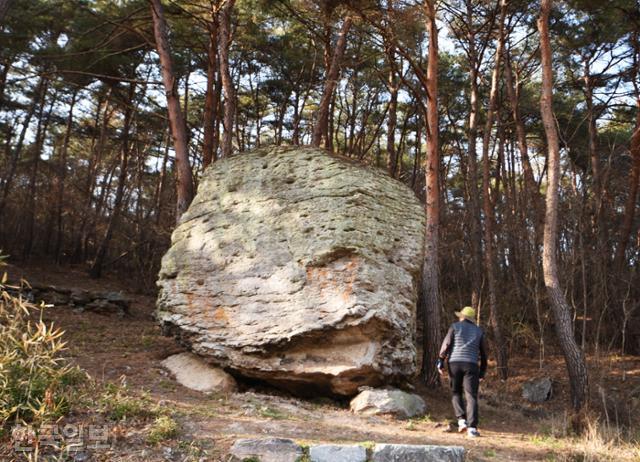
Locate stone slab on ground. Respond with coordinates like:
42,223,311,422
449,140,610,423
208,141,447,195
161,352,237,393
229,438,303,462
371,443,465,462
522,377,553,403
309,444,367,462
350,387,426,419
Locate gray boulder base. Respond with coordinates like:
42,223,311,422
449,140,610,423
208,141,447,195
350,388,427,419
309,444,367,462
522,377,553,403
229,438,302,462
156,146,426,396
371,444,465,462
161,352,237,393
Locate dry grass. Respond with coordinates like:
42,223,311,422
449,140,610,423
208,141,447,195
0,256,82,428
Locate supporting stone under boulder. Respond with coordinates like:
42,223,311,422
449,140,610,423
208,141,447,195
156,146,425,396
161,352,237,393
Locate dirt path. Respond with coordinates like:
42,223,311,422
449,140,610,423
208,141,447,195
5,263,640,461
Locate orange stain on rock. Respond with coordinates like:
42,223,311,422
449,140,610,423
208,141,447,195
306,257,358,301
213,307,229,322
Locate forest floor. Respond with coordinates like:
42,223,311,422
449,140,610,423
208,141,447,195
3,262,640,462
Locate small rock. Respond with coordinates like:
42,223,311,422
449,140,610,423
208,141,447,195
309,444,367,462
229,438,302,462
522,377,553,403
350,388,427,419
102,291,130,309
162,446,174,461
44,290,71,306
85,299,124,316
161,352,237,393
71,289,93,306
72,452,90,462
371,444,465,462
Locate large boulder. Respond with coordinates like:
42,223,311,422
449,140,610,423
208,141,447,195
156,146,425,396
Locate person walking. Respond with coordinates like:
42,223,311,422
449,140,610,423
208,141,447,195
436,306,488,438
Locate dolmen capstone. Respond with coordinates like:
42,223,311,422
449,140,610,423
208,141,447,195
156,146,425,396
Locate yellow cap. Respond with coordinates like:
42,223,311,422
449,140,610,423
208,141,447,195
454,306,476,321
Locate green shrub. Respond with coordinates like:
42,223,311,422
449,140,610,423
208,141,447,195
0,257,80,426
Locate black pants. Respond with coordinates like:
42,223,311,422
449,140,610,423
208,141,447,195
449,361,480,428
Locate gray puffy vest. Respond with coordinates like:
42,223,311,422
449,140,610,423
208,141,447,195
449,320,483,364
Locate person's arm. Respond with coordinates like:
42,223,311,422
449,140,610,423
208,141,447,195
439,326,454,359
479,332,488,378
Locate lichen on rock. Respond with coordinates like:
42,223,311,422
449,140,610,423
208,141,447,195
156,146,425,396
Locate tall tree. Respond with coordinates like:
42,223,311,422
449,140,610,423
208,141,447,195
480,0,509,380
149,0,194,220
312,15,353,148
421,0,441,387
89,83,136,279
615,30,640,268
202,12,219,168
218,0,236,158
54,89,78,261
538,0,589,417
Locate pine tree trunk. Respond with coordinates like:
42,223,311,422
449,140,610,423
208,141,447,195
0,77,45,217
149,0,194,221
387,61,399,177
421,0,441,388
218,0,236,158
74,92,112,262
503,47,542,240
465,0,483,311
23,84,54,259
202,18,219,168
89,83,136,279
481,0,509,380
54,90,78,262
312,16,353,148
538,0,589,416
614,97,640,269
154,131,171,225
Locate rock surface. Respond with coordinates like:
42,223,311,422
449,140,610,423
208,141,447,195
350,387,427,419
309,444,367,462
522,377,553,403
229,438,302,462
161,352,237,393
156,146,425,395
371,444,465,462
